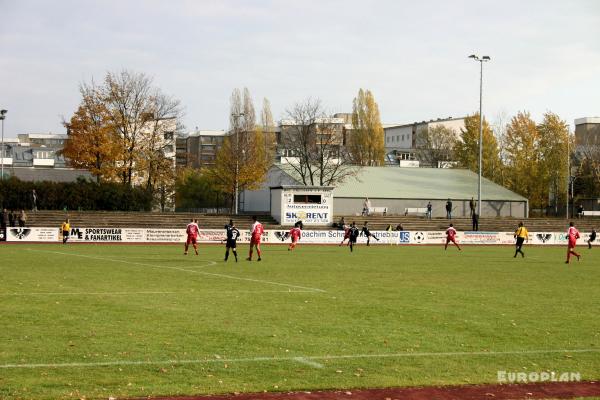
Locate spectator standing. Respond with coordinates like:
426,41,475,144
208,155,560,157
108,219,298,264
8,210,15,227
446,199,453,219
1,208,7,233
32,189,38,212
426,201,432,219
18,209,27,227
469,197,475,218
362,198,371,216
395,223,404,231
577,204,584,218
472,212,479,231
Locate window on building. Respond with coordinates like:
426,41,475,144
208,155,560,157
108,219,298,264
164,132,174,140
293,194,322,204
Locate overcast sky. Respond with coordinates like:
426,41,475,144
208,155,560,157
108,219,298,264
1,0,599,137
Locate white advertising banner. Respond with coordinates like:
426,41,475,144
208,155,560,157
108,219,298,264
529,231,590,246
4,227,597,246
5,227,59,242
279,188,334,225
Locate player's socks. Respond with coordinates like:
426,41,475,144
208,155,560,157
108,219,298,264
233,250,238,262
225,250,229,261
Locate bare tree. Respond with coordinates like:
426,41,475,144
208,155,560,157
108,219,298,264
210,88,270,212
414,125,457,168
574,135,600,198
281,98,356,186
261,97,276,161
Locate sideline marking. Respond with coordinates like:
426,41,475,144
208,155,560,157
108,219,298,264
25,249,326,293
0,291,177,296
2,349,598,369
293,357,324,369
0,290,314,296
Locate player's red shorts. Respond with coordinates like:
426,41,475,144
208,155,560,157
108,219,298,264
446,237,457,244
291,236,299,243
568,239,577,248
250,236,261,245
343,232,350,240
186,235,197,245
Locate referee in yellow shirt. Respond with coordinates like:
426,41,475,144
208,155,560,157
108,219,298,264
514,221,528,258
61,219,70,244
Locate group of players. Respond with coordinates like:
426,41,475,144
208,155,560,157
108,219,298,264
184,216,596,265
185,216,265,262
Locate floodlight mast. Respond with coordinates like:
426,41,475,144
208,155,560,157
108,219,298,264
468,55,491,218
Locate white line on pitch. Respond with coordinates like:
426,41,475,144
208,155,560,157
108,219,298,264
2,348,598,369
293,357,324,368
0,291,178,296
25,249,326,293
0,290,314,296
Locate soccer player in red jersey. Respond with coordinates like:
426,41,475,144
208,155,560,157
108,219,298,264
444,223,461,251
566,221,581,264
247,215,264,261
339,223,351,246
288,222,302,251
184,218,199,255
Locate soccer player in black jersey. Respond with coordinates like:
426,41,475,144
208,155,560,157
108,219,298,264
348,222,360,252
224,219,240,262
361,221,380,246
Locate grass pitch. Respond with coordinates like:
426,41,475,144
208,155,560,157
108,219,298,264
1,243,599,399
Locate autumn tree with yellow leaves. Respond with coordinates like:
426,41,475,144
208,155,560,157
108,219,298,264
500,111,570,213
453,113,503,183
63,70,183,210
209,88,271,212
349,89,385,166
62,85,120,183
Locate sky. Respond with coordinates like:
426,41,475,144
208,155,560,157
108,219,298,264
1,0,599,138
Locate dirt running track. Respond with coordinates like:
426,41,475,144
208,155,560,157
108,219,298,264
143,381,600,400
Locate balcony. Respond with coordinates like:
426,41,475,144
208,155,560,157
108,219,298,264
33,158,55,167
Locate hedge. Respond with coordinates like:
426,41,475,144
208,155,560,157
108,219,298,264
0,177,153,211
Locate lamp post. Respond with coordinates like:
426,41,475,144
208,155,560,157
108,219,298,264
0,109,7,181
566,132,570,219
468,55,490,218
231,112,244,215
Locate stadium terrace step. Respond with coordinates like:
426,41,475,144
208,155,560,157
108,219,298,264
331,215,599,232
23,211,279,230
19,211,598,232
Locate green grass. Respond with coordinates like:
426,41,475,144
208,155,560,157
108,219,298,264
1,243,599,399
